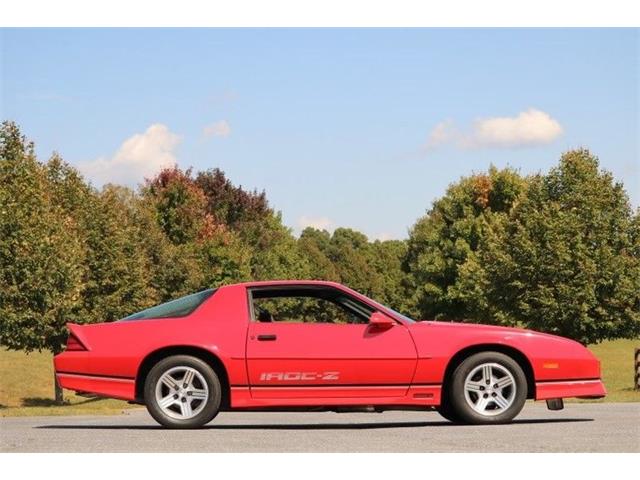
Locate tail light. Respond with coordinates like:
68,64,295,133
66,333,87,351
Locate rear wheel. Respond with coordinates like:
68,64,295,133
449,351,527,424
144,355,221,428
436,399,463,423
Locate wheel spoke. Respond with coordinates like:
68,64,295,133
465,381,484,392
493,393,510,409
158,394,176,409
495,376,513,389
183,369,195,388
482,365,493,384
475,396,489,412
180,401,193,418
189,389,207,400
161,375,178,390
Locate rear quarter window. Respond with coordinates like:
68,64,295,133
121,289,217,321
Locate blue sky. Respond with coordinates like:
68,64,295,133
1,28,638,239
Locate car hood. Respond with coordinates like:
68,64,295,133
414,320,531,333
410,320,585,347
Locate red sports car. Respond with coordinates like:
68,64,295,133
54,280,606,428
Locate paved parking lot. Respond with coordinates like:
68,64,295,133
1,402,638,452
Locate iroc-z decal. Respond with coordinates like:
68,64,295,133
259,371,340,381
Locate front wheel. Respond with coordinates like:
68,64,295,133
449,352,527,424
144,355,222,428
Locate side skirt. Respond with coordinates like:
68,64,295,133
229,384,442,408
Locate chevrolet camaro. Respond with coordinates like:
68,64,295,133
54,280,606,428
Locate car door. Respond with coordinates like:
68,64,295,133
245,285,418,399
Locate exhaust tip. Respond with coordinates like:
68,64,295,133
546,398,564,410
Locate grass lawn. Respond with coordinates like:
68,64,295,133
574,338,640,403
1,338,638,417
0,348,136,417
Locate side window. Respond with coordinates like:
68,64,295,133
250,287,373,325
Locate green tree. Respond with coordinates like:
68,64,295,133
297,227,409,311
144,167,215,245
0,122,86,402
143,166,255,293
132,197,205,301
196,168,309,281
369,239,409,311
81,185,158,321
326,228,378,295
298,228,341,281
462,150,640,344
195,168,272,230
44,156,155,322
247,214,310,280
404,166,527,319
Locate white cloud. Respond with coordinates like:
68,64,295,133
297,215,334,232
425,119,456,150
202,120,231,139
425,108,563,150
78,124,181,186
469,109,563,147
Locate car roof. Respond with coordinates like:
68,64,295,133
225,279,344,289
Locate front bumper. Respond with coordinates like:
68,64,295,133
535,379,606,400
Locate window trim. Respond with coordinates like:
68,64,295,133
246,285,395,325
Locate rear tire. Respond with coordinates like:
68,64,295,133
144,355,221,429
436,400,463,423
449,351,527,425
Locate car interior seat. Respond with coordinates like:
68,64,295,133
257,309,274,322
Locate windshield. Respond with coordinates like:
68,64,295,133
121,289,216,321
337,284,416,323
385,307,416,323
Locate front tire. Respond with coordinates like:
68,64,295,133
144,355,222,428
449,351,527,425
436,400,463,423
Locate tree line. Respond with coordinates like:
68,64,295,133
1,120,639,363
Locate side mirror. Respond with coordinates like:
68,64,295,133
368,311,394,329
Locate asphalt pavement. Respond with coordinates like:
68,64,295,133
1,402,638,452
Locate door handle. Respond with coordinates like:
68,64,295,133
257,334,277,341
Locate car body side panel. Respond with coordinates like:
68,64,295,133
54,285,251,399
56,373,135,400
408,322,602,393
230,384,442,407
54,351,89,374
246,322,417,397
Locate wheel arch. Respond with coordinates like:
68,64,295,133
441,344,536,400
135,345,231,409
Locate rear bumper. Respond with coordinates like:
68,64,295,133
56,372,136,401
535,379,606,400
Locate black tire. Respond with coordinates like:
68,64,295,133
436,393,463,423
449,351,527,425
144,355,222,429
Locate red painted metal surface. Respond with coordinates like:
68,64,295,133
56,373,135,401
535,379,607,400
54,280,606,407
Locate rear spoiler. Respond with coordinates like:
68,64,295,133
66,323,91,351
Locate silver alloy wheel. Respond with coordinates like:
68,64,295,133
155,366,209,420
463,362,516,416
